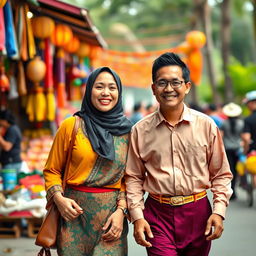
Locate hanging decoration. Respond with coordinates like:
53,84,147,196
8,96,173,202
31,16,56,121
17,60,27,96
51,24,73,108
63,35,80,53
31,16,55,39
0,7,5,52
24,4,36,59
0,56,9,109
75,41,90,88
50,24,72,46
44,37,56,121
0,0,7,8
26,56,46,122
185,31,206,85
91,31,206,87
76,42,90,60
3,0,18,57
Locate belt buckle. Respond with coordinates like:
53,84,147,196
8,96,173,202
170,196,184,206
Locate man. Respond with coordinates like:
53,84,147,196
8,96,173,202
241,90,256,155
0,110,22,172
241,90,256,204
130,102,145,125
125,52,233,256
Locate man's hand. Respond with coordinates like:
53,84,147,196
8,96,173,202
205,213,224,241
133,218,153,247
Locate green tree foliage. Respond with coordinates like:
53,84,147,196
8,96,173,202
228,60,256,99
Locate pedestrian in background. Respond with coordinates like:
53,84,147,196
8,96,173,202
241,90,256,191
43,67,132,256
125,52,233,256
129,102,145,125
205,103,224,128
241,90,256,155
220,102,244,200
145,103,158,116
0,110,22,172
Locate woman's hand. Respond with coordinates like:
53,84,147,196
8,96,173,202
101,209,125,242
53,192,83,222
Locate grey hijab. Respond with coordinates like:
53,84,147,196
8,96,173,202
74,67,132,160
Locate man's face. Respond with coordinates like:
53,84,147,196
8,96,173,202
246,100,256,111
0,119,8,129
151,65,191,111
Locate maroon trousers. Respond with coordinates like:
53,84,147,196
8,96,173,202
143,196,212,256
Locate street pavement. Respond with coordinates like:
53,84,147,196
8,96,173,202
0,187,255,256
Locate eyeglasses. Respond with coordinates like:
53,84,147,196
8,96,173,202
154,79,185,89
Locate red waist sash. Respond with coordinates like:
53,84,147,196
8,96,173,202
68,184,118,193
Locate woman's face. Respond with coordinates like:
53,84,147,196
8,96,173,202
91,71,119,112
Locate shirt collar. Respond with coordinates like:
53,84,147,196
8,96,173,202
155,104,194,127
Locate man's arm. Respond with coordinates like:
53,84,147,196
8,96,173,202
125,127,146,222
241,132,251,155
206,127,233,240
0,135,13,151
208,127,233,219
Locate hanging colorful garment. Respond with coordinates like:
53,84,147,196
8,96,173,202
0,8,5,51
3,0,18,57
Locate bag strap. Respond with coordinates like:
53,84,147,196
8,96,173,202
37,248,51,256
62,116,79,191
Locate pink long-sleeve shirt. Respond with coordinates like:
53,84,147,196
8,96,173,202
125,105,233,223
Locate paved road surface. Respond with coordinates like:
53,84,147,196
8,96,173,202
0,187,255,256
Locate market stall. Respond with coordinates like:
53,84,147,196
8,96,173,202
0,0,106,238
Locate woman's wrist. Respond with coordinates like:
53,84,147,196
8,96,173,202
117,199,127,208
116,205,128,215
53,191,63,203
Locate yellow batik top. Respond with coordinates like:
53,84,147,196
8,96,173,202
43,116,129,200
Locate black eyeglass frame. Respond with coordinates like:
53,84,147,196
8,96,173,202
154,79,186,89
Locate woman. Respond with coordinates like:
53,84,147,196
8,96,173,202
0,110,22,172
43,67,132,256
220,102,244,200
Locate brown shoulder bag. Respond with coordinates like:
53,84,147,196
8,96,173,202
35,116,79,256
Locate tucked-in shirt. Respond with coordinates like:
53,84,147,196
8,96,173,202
43,117,127,200
125,105,233,222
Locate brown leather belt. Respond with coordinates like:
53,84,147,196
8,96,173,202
149,191,207,206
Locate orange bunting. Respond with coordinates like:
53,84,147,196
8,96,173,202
186,31,206,49
187,49,203,85
90,31,206,87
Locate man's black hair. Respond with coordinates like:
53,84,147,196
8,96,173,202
0,110,15,125
152,52,190,83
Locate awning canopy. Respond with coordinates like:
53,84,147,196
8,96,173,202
28,0,107,48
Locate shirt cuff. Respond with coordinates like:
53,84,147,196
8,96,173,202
46,185,63,202
213,202,227,220
129,207,144,223
117,191,126,201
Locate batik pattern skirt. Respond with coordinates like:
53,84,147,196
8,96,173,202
57,188,128,256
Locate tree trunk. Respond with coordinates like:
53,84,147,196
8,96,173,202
193,0,221,104
220,0,233,102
